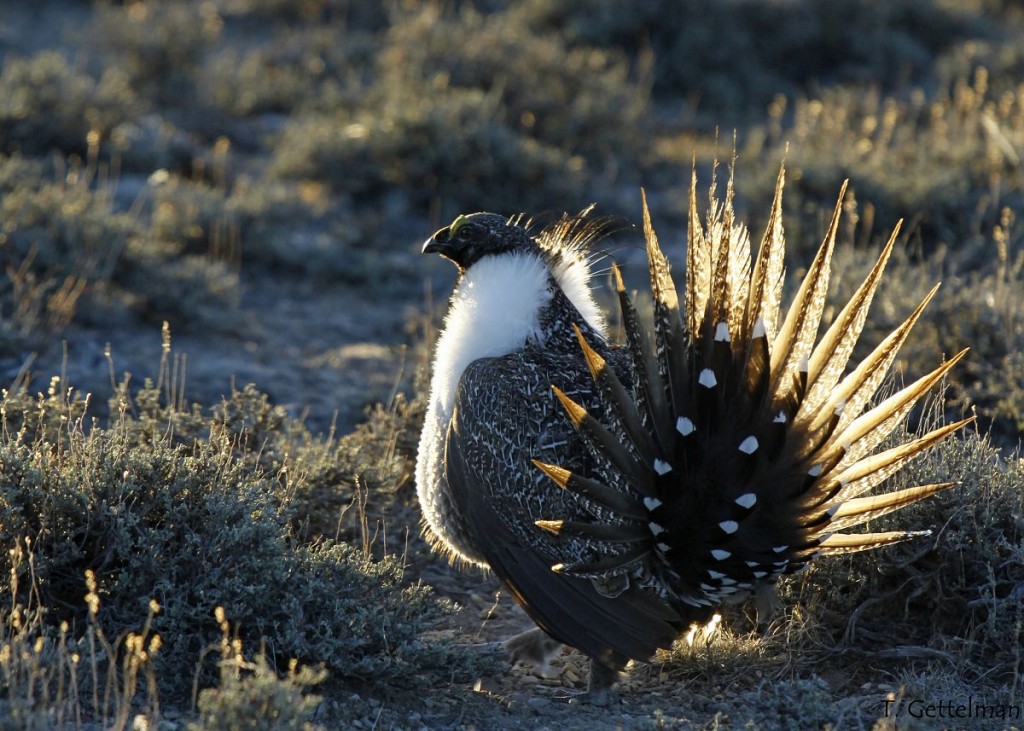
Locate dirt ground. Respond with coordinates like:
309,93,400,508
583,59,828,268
332,558,917,731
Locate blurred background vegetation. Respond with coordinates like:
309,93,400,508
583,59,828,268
2,0,1023,439
1,0,1023,728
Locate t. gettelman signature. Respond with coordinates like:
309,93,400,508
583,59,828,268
884,696,1022,722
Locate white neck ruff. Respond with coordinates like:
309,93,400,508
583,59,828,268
428,251,605,418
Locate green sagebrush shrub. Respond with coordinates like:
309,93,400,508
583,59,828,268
0,51,143,158
271,3,649,216
0,378,451,702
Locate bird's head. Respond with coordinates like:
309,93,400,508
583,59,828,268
422,213,533,272
423,208,619,342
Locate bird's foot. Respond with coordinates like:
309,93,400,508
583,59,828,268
550,659,621,705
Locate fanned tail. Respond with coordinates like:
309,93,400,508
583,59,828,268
534,165,971,615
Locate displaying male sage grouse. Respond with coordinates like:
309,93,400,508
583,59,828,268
416,167,970,703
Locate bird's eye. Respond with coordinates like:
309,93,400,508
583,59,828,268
455,226,473,241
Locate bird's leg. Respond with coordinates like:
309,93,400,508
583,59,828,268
504,629,623,704
755,582,781,634
580,660,621,706
502,627,563,678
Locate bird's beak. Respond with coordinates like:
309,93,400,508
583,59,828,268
421,226,451,256
422,225,471,270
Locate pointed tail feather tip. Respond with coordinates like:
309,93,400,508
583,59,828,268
573,323,607,379
532,459,571,488
551,385,588,426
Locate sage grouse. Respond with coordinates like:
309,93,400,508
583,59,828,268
416,167,970,701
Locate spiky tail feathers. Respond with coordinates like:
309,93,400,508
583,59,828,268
534,168,971,613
